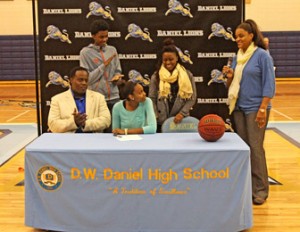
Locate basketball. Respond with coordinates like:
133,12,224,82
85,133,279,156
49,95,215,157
198,114,226,142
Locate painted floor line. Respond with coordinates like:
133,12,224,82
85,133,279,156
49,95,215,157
271,108,293,120
6,110,30,122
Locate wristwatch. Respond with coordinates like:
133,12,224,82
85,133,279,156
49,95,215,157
259,108,266,113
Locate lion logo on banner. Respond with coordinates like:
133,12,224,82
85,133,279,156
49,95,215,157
207,69,227,86
46,71,70,88
44,25,72,44
208,23,235,41
128,70,150,86
125,24,153,42
86,1,114,21
165,0,193,18
175,46,193,64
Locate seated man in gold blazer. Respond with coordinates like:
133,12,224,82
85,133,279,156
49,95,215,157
48,66,111,133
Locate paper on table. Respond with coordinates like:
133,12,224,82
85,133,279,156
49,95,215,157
115,135,143,141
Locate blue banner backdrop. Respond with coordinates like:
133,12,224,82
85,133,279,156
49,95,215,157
38,0,245,132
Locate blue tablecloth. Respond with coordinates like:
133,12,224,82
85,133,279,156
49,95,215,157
25,133,252,232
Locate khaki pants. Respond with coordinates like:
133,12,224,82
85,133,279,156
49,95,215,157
233,110,270,200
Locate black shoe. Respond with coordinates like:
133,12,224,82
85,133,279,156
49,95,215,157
253,197,266,205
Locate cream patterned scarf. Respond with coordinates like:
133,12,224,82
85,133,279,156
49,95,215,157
158,63,193,99
228,42,257,114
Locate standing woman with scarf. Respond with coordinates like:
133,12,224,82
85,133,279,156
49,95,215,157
149,38,197,132
223,19,275,205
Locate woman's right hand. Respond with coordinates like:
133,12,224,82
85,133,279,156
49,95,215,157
174,113,184,124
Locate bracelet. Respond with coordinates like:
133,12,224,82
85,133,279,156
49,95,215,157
259,108,266,113
124,128,128,135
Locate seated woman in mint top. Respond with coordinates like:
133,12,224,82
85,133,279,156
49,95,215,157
112,81,157,135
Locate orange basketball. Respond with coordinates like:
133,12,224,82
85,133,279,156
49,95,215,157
198,114,226,142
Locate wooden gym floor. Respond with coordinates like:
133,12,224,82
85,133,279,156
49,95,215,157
0,79,299,231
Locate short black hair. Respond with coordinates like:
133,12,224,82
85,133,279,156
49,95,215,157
69,66,88,78
119,81,138,100
90,19,109,35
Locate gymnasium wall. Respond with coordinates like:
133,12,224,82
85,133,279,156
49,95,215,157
245,0,300,31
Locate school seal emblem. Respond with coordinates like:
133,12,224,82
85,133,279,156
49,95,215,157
37,166,63,191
